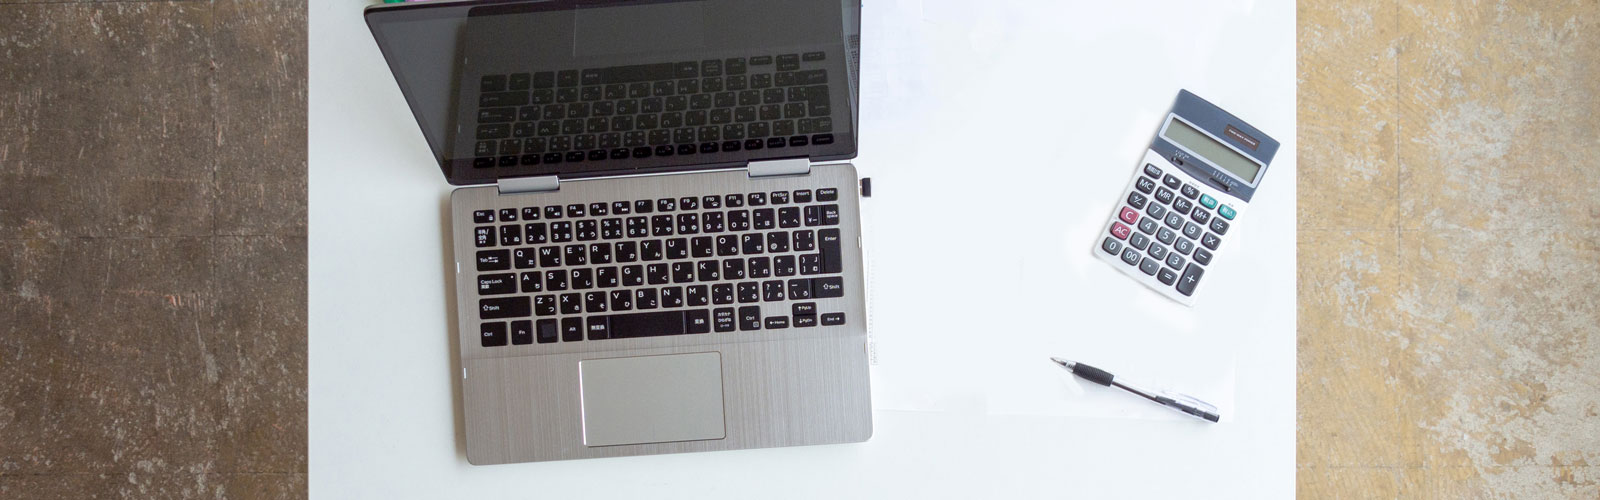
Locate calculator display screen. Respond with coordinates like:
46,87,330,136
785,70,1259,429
1163,118,1261,183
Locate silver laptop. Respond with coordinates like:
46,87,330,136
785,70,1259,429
365,0,871,464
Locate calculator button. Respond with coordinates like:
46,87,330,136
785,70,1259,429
1137,217,1159,235
1154,187,1175,205
1146,203,1167,220
1135,177,1157,194
1164,213,1184,229
1180,184,1199,199
1156,227,1176,245
1175,263,1205,296
1139,257,1160,276
1101,237,1123,256
1118,207,1140,224
474,210,495,223
1182,222,1204,239
1128,233,1150,250
1191,208,1212,225
1162,174,1181,189
1218,204,1237,219
1147,242,1168,261
1156,267,1178,285
1209,218,1230,235
1127,191,1148,209
1172,197,1193,215
1173,237,1194,255
1199,194,1218,209
1143,163,1162,179
1110,222,1131,240
1164,253,1185,270
1201,232,1221,250
1193,248,1213,266
1120,248,1141,266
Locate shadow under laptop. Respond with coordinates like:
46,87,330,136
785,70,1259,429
439,195,470,462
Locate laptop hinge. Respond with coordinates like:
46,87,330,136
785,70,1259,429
497,175,560,194
747,157,811,178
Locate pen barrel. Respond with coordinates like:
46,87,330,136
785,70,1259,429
1073,363,1115,386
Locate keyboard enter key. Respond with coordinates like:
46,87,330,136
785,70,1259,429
818,228,843,273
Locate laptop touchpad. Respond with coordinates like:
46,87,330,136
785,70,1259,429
578,352,726,447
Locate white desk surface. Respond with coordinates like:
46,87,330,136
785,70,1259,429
309,0,1297,497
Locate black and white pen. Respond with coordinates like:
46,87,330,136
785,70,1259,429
1051,357,1221,423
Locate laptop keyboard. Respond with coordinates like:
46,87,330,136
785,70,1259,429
471,187,850,347
473,52,838,169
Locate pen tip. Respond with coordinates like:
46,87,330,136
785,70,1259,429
1050,357,1070,366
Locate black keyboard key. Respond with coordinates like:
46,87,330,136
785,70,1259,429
712,283,735,304
793,189,813,203
738,306,762,331
776,54,800,71
536,319,558,343
820,312,845,326
714,308,737,332
475,226,496,248
820,204,840,225
560,317,583,342
479,92,527,108
473,210,495,223
477,273,516,295
762,280,786,301
753,208,775,229
788,278,813,299
816,188,839,201
607,311,686,338
509,320,533,345
480,322,508,347
814,276,844,298
585,291,608,313
685,309,711,334
1176,263,1205,296
818,228,843,273
481,75,507,92
765,317,789,329
559,293,582,314
534,295,556,316
519,272,541,293
799,254,821,275
479,296,531,319
476,247,513,271
586,316,610,340
735,282,758,303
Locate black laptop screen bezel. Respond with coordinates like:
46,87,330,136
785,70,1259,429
364,0,861,186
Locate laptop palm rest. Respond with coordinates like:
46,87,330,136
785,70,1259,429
578,352,727,447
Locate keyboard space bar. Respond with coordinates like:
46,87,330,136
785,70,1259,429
605,311,685,339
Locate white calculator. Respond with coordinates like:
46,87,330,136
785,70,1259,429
1093,90,1279,306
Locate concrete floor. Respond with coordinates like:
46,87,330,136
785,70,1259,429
1298,0,1600,497
0,1,307,498
1,0,1596,498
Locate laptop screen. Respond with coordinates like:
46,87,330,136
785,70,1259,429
366,0,861,185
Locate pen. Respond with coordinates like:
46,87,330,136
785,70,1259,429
1051,357,1220,423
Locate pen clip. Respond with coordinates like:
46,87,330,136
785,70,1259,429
1159,390,1217,414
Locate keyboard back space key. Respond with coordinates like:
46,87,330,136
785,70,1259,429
605,311,687,338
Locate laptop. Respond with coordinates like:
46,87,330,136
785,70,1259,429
364,0,872,464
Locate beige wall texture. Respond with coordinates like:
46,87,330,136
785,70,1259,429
1298,0,1599,498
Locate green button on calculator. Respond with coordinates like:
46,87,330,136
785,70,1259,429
1093,90,1279,306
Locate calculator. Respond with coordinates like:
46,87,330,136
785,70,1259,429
1094,90,1279,306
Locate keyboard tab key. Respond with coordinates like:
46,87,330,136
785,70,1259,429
476,250,510,271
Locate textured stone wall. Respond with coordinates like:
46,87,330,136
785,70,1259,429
0,1,307,498
1299,0,1600,497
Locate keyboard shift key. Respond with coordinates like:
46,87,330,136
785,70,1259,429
479,296,530,319
813,276,844,298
